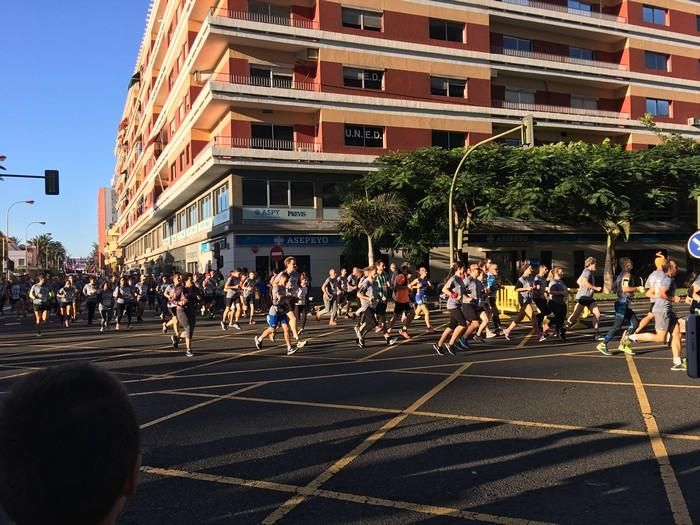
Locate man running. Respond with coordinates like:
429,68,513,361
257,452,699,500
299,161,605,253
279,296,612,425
634,253,666,337
29,274,50,336
254,272,298,355
279,257,306,346
547,267,569,341
533,264,551,342
316,268,339,326
566,257,602,339
221,269,242,330
83,276,99,326
356,266,398,348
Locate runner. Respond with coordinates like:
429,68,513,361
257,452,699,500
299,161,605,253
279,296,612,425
98,281,114,332
296,273,310,331
374,261,389,333
485,263,502,335
57,279,77,328
171,273,201,357
386,266,414,340
433,263,468,355
337,267,349,318
254,271,298,356
82,276,99,326
9,279,21,319
316,268,339,326
596,257,644,356
502,263,538,341
0,278,7,315
547,267,569,341
409,266,436,332
356,266,398,348
242,271,257,325
344,267,361,318
279,257,307,347
163,274,180,339
467,263,496,341
29,274,49,336
629,259,686,371
634,253,666,337
533,264,551,342
135,275,149,322
113,276,133,331
221,269,242,330
202,271,217,319
566,257,602,339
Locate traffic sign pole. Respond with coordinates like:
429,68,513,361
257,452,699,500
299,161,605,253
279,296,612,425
688,231,700,259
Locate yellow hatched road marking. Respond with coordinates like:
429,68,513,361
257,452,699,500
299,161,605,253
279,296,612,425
625,354,693,525
260,363,473,524
141,465,555,524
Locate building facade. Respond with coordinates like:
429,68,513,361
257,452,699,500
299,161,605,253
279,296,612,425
97,187,117,270
113,0,700,282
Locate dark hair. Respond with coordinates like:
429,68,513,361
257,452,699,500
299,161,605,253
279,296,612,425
0,363,140,525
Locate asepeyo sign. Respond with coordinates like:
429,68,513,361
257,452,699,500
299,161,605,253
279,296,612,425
242,207,315,220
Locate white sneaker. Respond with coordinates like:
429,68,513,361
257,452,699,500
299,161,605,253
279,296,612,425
296,339,307,348
287,345,298,355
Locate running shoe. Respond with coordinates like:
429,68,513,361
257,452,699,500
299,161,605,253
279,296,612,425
170,335,179,349
474,334,486,344
220,321,227,331
670,359,687,372
617,341,636,355
287,345,298,356
115,324,120,331
596,342,612,356
35,331,41,337
433,343,444,355
594,331,604,341
354,326,361,339
99,326,104,333
126,323,132,330
254,335,263,350
185,350,194,358
485,331,497,339
538,333,547,343
558,331,567,342
232,323,241,330
357,338,366,349
443,343,456,355
455,339,469,351
427,326,437,333
399,329,411,340
503,329,511,341
296,339,308,348
374,325,383,333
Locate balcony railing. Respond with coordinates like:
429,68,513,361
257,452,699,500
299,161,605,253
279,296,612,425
211,73,319,92
213,136,323,152
499,0,627,23
210,7,319,29
493,99,630,119
491,46,628,71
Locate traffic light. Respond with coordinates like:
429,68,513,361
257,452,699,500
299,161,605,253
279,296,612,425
521,115,535,148
44,170,60,195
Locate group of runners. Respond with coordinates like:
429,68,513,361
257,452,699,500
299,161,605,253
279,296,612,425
0,251,690,370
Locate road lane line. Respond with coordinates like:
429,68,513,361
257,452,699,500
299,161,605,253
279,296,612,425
141,465,555,524
624,354,693,525
358,324,446,362
515,330,534,348
260,363,472,524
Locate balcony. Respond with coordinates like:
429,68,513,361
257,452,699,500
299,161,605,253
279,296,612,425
213,136,323,152
210,73,319,92
491,46,628,71
210,7,319,30
493,99,630,120
499,0,627,23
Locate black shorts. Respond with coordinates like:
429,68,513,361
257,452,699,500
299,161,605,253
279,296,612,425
460,303,477,322
375,302,387,315
243,295,254,307
577,296,595,307
448,308,467,329
202,295,214,304
226,295,240,308
394,302,412,315
33,303,48,313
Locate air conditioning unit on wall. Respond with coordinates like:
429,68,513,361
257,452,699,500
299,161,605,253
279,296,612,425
688,117,700,127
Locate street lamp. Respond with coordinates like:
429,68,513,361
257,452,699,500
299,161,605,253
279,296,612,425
4,200,34,278
25,221,46,273
40,233,52,270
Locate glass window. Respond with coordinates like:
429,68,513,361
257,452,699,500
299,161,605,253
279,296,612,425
341,7,362,28
429,18,463,42
343,67,363,88
250,67,272,87
643,5,666,24
199,194,212,219
645,51,668,70
432,131,464,149
571,95,597,110
505,88,536,105
242,179,267,206
569,47,594,60
568,0,592,12
291,181,315,207
430,77,466,98
343,67,383,90
322,183,344,207
214,185,229,214
503,36,531,52
251,124,293,150
186,204,197,227
177,211,186,232
646,98,670,117
342,8,382,31
269,181,289,206
344,125,384,147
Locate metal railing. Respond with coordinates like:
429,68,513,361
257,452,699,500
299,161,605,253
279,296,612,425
493,99,630,119
213,136,323,153
211,73,319,92
491,46,628,71
209,7,319,29
499,0,627,23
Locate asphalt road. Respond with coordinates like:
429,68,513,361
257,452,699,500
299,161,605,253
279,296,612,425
0,305,698,525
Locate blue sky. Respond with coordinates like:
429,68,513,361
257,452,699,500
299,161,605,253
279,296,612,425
0,1,150,257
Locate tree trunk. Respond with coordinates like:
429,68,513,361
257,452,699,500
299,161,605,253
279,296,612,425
603,231,618,293
367,234,375,266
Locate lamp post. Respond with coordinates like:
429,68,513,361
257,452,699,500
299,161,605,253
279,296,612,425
40,233,52,271
25,221,46,273
4,200,34,278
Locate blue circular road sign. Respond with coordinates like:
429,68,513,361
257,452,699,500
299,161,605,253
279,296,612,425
688,231,700,258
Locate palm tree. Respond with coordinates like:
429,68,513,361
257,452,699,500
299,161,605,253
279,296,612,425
602,218,630,293
30,234,53,269
338,193,406,266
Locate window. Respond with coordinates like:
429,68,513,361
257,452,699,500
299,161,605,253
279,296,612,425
344,125,384,147
251,124,294,150
342,7,382,31
322,183,345,207
214,185,229,214
646,98,670,117
343,67,384,90
269,181,289,206
198,194,212,220
242,180,267,206
645,51,668,71
569,47,594,61
503,36,531,52
430,76,466,98
169,162,176,180
567,0,592,13
176,211,186,233
571,95,597,110
291,181,315,207
432,131,465,149
643,5,666,24
249,66,293,88
429,18,463,42
249,1,291,20
186,204,197,227
505,88,535,105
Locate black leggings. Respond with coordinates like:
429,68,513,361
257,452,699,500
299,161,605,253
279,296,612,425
294,302,308,330
116,303,133,324
100,308,112,325
86,301,97,324
534,298,551,330
548,301,567,333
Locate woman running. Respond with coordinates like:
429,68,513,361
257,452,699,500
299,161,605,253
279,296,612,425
533,264,551,342
433,263,468,355
409,267,436,332
57,280,77,328
503,263,538,341
83,276,99,326
254,272,298,356
296,273,310,331
98,281,114,332
242,271,257,324
172,273,200,357
113,276,134,330
547,267,569,341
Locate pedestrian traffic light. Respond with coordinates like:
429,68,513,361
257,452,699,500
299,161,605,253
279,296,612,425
44,170,60,195
521,115,535,148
